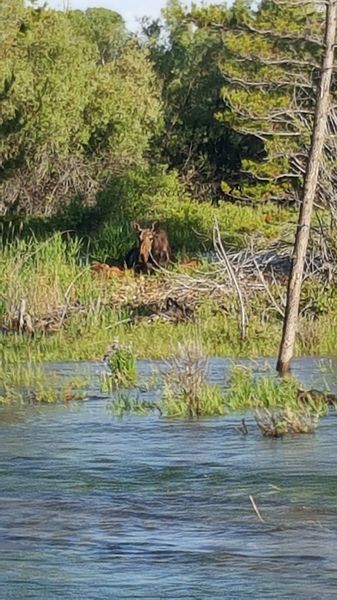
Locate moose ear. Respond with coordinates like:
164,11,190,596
132,222,141,233
151,221,159,232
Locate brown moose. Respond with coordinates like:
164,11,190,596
125,221,172,272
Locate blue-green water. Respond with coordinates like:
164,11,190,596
1,358,337,599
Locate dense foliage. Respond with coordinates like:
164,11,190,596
0,1,161,214
0,0,333,226
145,0,329,204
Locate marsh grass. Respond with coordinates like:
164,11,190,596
162,342,225,417
0,234,336,368
108,358,331,433
108,342,226,417
0,234,81,317
0,358,88,404
109,392,161,417
101,340,137,390
255,404,322,437
224,366,300,411
225,366,328,435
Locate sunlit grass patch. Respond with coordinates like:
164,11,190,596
0,232,336,369
225,366,328,436
0,372,88,405
0,350,89,405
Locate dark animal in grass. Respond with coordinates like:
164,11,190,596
125,221,172,273
124,245,139,269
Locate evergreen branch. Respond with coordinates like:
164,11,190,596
238,22,322,46
240,169,301,182
232,126,301,140
211,21,322,47
236,56,320,70
223,73,313,90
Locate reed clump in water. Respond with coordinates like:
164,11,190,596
225,366,329,435
101,339,137,390
103,353,333,433
162,342,225,417
0,359,88,404
107,341,225,417
255,404,321,437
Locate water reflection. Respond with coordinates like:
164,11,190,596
0,357,337,599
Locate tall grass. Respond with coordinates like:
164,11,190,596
105,352,330,434
0,234,336,367
0,234,83,316
225,366,328,435
95,194,294,259
0,351,88,404
162,342,225,417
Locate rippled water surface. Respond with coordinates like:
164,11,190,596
1,357,337,599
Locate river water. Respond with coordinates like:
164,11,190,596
1,357,337,599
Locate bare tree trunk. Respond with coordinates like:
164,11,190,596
277,0,337,375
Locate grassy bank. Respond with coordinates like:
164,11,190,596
0,226,335,431
1,231,336,367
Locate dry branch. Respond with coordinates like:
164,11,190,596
213,218,247,340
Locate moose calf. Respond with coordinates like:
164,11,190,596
125,221,171,272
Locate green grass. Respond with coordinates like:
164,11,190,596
160,342,225,417
2,307,336,366
0,355,88,404
106,341,226,418
1,167,295,261
105,357,330,434
0,233,336,369
225,366,329,436
94,195,294,259
101,341,137,390
225,366,298,410
1,175,335,412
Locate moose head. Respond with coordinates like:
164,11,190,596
132,221,160,264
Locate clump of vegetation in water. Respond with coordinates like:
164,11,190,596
107,342,225,417
98,349,333,434
162,342,225,417
107,358,330,433
224,366,300,410
109,392,160,417
225,366,329,436
0,356,88,405
255,403,322,437
102,339,137,390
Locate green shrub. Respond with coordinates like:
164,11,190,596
102,340,137,389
